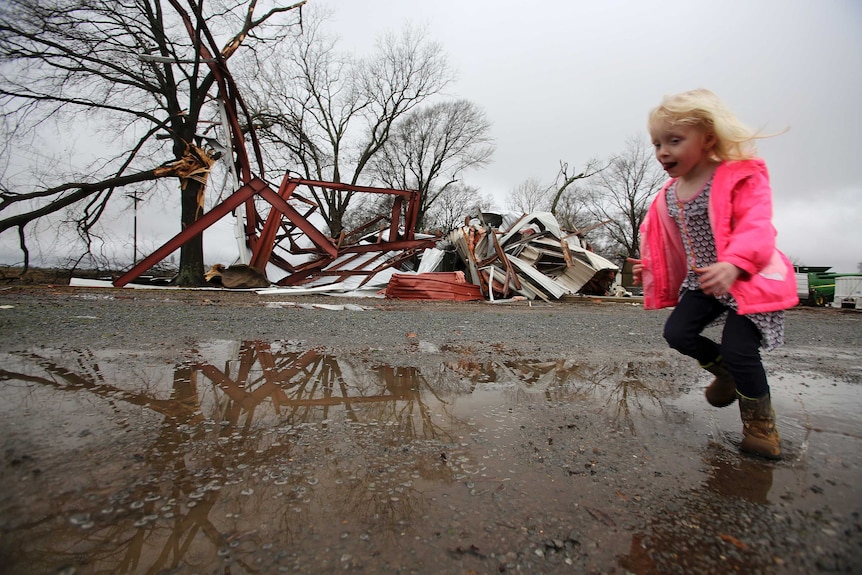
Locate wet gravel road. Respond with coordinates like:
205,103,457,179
0,285,860,574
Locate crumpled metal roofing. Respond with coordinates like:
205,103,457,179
438,211,619,301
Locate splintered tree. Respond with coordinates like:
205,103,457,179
0,0,305,285
507,159,605,233
240,12,454,236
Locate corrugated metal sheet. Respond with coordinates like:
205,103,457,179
384,272,485,301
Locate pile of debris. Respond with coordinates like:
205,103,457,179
379,211,619,301
233,211,620,302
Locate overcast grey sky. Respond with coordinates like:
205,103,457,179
324,0,862,272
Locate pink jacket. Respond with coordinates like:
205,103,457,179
639,158,799,314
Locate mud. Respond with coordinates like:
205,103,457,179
0,286,860,574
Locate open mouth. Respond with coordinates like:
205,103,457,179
662,162,678,171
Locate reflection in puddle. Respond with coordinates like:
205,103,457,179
620,443,779,574
0,341,859,573
443,352,679,434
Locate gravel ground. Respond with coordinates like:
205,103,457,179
0,284,861,574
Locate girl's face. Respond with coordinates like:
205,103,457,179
650,122,716,180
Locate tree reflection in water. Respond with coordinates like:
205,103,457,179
0,341,681,573
0,341,473,573
444,350,680,434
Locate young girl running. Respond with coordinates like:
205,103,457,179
630,89,798,459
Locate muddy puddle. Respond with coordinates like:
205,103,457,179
1,340,860,574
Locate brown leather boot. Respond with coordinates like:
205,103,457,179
701,358,737,407
738,393,781,460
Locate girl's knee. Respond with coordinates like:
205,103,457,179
662,325,686,351
719,343,761,367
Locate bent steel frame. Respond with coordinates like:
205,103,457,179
114,4,435,288
114,175,434,288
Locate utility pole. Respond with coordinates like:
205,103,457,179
127,192,143,265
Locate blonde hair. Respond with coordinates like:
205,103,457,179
648,89,760,161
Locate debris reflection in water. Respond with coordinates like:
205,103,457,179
0,340,681,573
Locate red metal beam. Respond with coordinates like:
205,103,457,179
250,179,299,270
113,178,271,287
255,184,338,259
338,239,435,254
293,178,417,198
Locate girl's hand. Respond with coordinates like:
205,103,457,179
627,257,643,286
694,262,740,296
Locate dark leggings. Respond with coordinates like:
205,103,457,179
663,289,769,398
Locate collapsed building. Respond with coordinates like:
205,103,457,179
385,212,619,301
254,209,620,302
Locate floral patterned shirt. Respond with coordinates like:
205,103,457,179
667,179,785,351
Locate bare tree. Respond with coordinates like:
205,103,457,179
370,99,494,231
0,0,305,284
424,184,492,233
507,177,550,213
586,134,666,260
242,13,453,235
